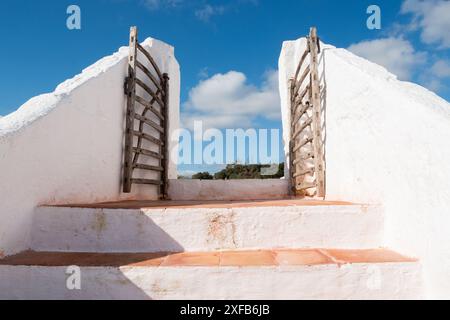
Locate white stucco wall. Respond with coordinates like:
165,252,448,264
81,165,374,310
0,38,180,257
279,38,450,298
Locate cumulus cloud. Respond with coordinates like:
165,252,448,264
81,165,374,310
401,0,450,48
431,60,450,79
420,59,450,93
348,37,426,80
182,70,281,129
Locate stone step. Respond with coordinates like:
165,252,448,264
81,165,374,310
0,249,422,300
31,199,384,252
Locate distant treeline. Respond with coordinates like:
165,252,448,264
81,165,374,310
182,163,285,180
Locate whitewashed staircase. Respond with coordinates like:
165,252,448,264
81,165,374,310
0,198,423,299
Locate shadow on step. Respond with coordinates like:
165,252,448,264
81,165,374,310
33,206,188,253
0,250,186,299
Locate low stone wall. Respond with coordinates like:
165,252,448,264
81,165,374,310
169,179,289,201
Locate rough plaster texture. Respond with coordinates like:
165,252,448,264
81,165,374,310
279,38,450,298
169,179,289,201
0,263,422,300
31,204,383,252
0,38,180,256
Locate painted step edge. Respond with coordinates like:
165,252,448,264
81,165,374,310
31,204,384,252
0,249,418,267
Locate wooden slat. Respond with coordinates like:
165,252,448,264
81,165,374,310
293,66,310,97
292,103,311,128
288,79,296,197
135,96,164,120
293,48,310,83
309,27,326,198
297,84,310,104
136,60,164,95
292,117,313,139
295,181,317,191
131,179,163,186
293,137,313,153
133,147,164,160
132,92,162,166
293,152,314,165
123,26,138,194
137,43,163,81
161,73,170,200
133,114,164,134
293,168,315,178
133,164,164,172
135,78,165,109
132,131,163,146
292,86,309,111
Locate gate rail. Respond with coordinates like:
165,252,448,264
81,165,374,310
289,27,325,198
123,26,169,198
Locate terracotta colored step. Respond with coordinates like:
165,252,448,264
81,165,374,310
0,249,422,300
0,249,416,267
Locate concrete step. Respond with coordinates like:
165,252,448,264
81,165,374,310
31,199,384,252
0,249,422,300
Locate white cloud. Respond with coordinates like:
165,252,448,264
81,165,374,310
182,70,281,129
401,0,450,48
419,59,450,93
431,60,450,78
348,37,426,80
195,4,226,22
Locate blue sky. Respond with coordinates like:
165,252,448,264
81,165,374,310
1,0,449,174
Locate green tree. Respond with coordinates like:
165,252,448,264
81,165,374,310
214,163,284,180
192,172,214,180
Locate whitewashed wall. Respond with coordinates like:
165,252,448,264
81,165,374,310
279,38,450,298
0,38,180,256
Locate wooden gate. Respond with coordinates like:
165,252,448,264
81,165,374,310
123,26,169,198
289,27,325,198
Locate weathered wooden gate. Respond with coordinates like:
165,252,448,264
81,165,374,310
289,27,325,198
123,26,169,198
